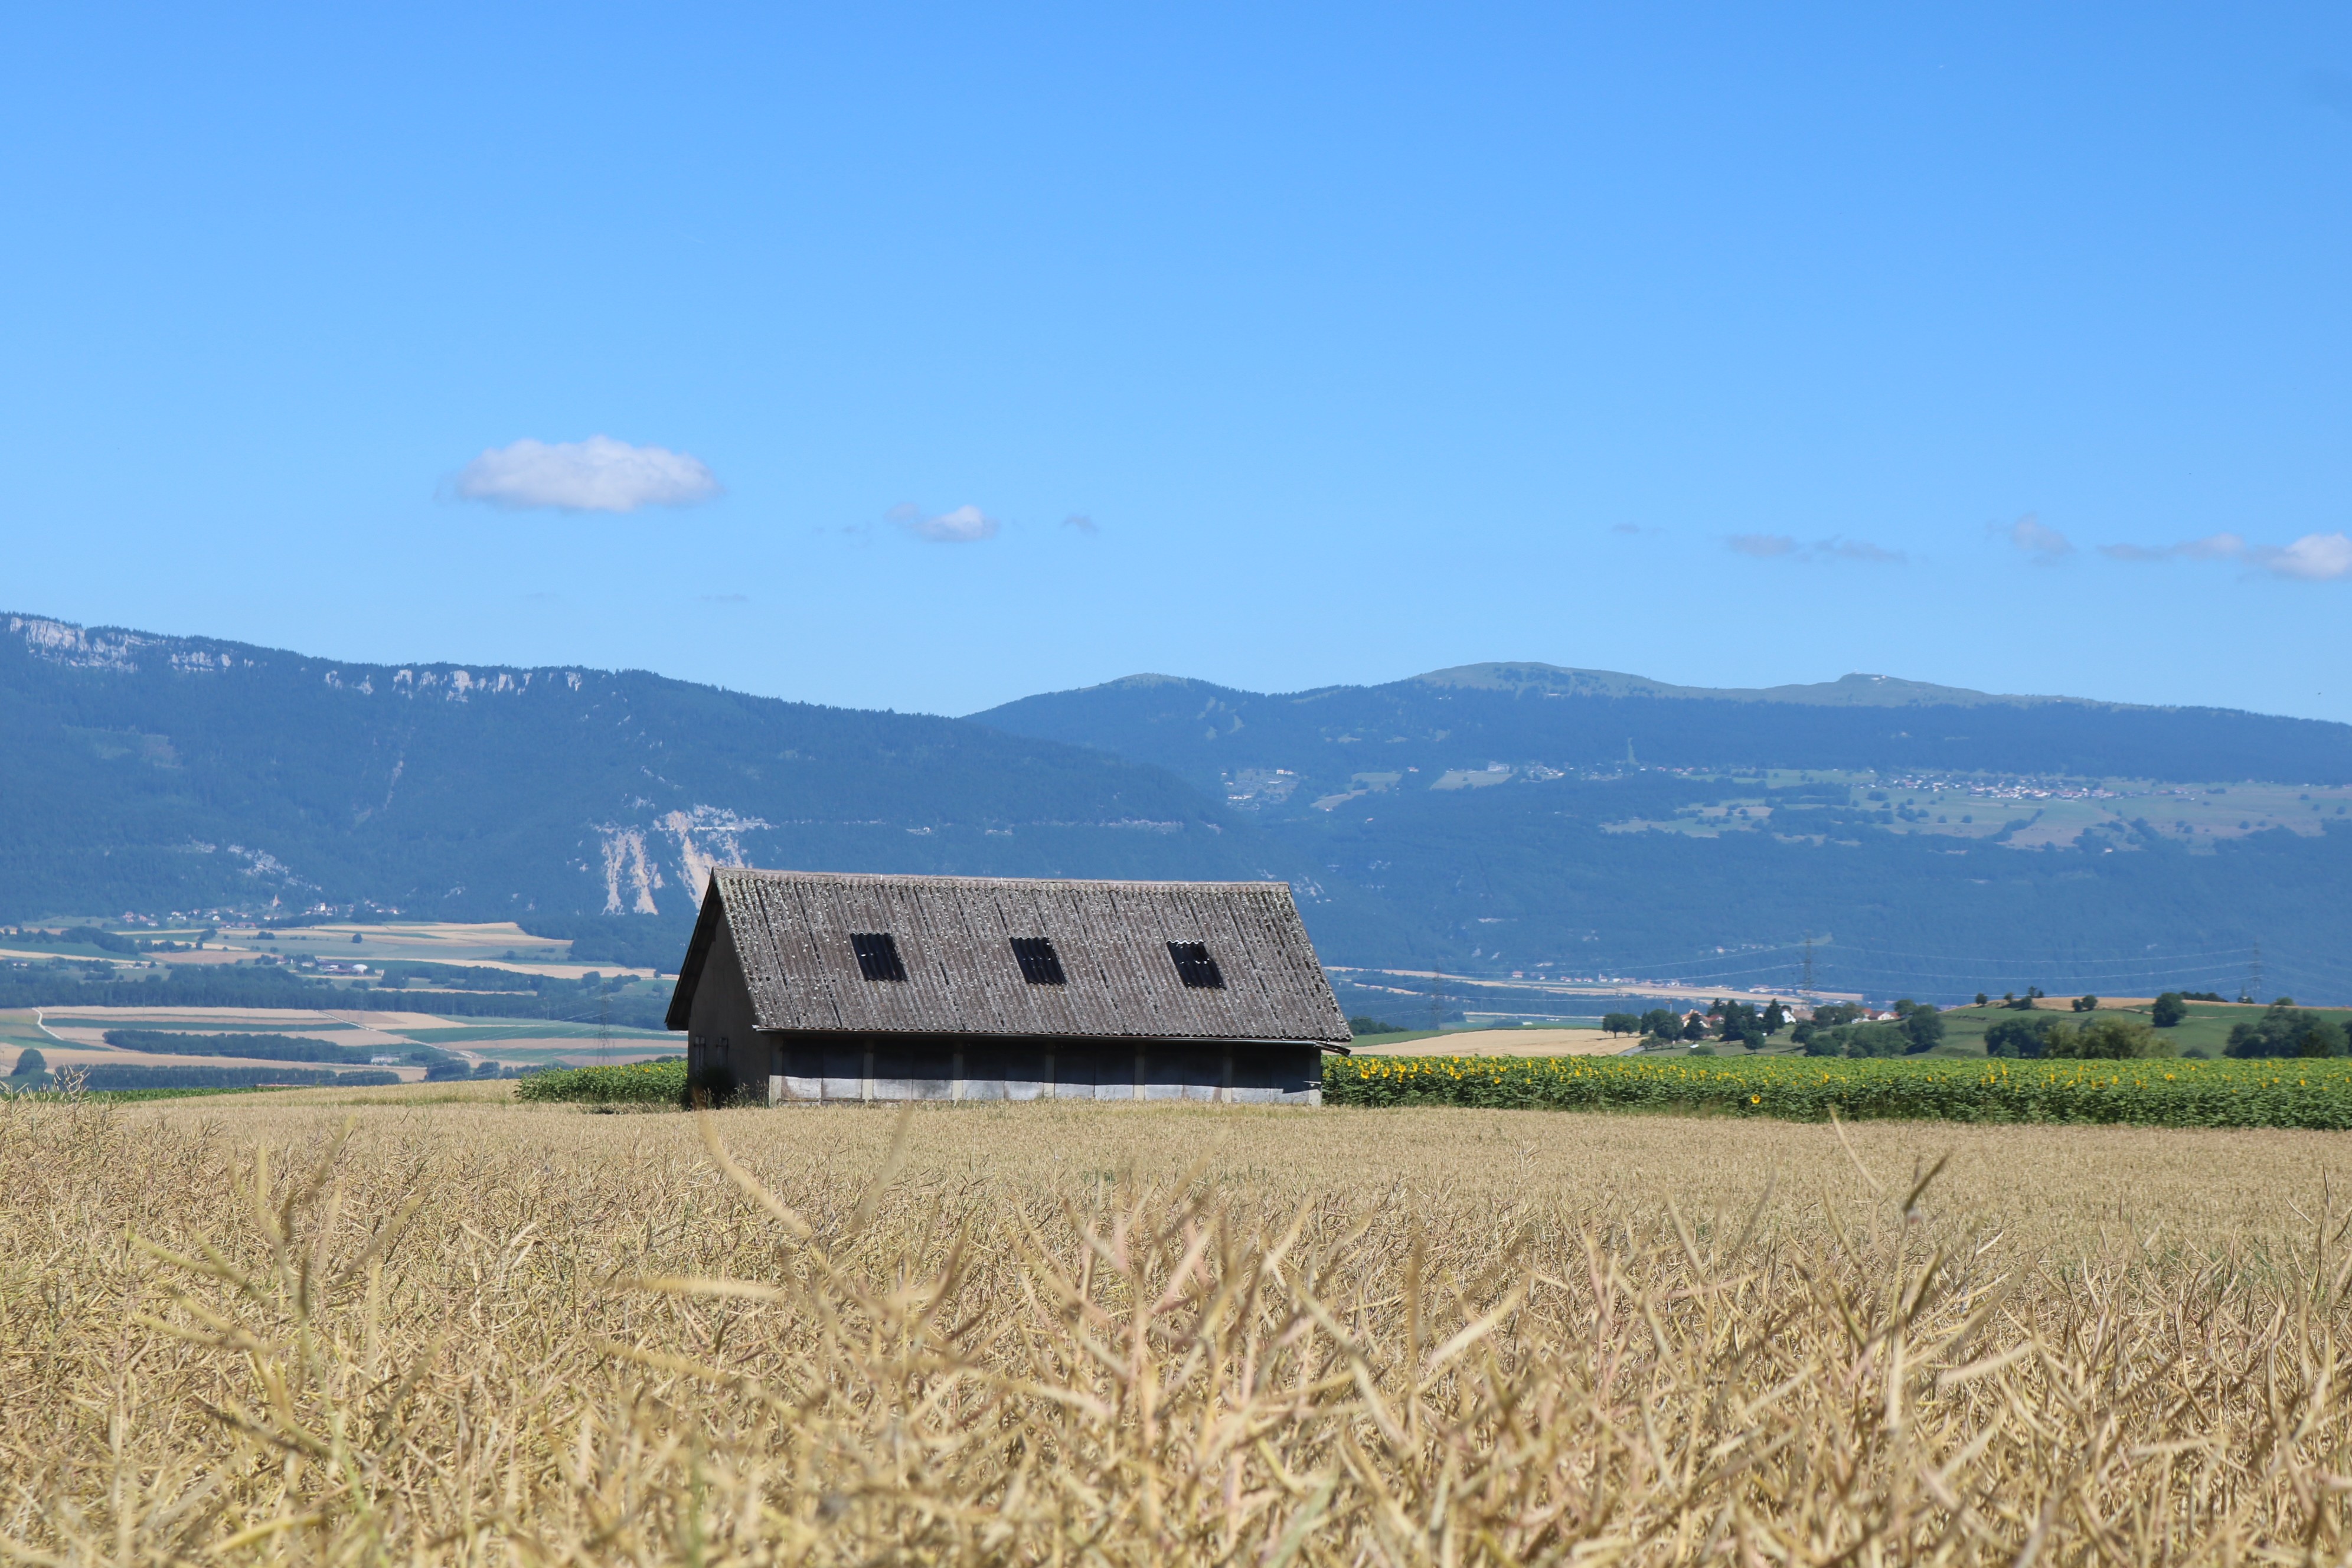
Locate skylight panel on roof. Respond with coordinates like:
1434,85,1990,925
850,931,908,982
1167,941,1224,989
1010,936,1067,985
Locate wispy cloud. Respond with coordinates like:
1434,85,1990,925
1063,513,1098,534
1726,533,1905,564
2099,530,2352,581
1997,513,2073,564
2099,531,2243,564
890,502,1001,543
453,436,720,512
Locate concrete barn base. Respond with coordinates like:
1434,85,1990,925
688,1036,1325,1107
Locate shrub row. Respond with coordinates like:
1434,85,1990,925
103,1030,393,1064
59,1065,402,1091
514,1060,690,1105
1326,1054,2352,1129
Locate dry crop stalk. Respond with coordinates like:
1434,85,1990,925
2,1095,2352,1563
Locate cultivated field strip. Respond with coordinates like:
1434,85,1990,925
6,1095,2352,1563
1337,1053,2352,1128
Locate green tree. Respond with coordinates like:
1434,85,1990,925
1984,1016,2054,1057
1901,1003,1945,1054
1639,1008,1681,1041
1835,1022,1910,1058
1714,1001,1765,1046
1811,1002,1864,1027
2045,1017,2165,1059
1600,1012,1640,1038
9,1047,45,1076
2151,992,2188,1028
2072,994,2100,1013
1680,1012,1709,1043
2225,1004,2348,1059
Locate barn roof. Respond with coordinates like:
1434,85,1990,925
665,868,1350,1046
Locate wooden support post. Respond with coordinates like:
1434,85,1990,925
951,1049,965,1103
862,1048,876,1103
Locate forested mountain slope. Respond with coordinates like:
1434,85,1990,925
9,615,2350,1002
0,614,1298,929
973,665,2352,1002
971,664,2352,799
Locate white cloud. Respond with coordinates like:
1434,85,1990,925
2254,533,2352,581
898,503,1001,543
1999,513,2073,563
2097,530,2351,581
1063,513,1098,534
1727,533,1797,557
453,436,721,512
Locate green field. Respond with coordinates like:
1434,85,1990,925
514,1060,688,1103
0,1082,305,1104
398,1023,676,1044
1608,999,2352,1061
1329,1052,2352,1128
1923,999,2350,1057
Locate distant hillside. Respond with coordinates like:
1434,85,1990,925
973,665,2352,1002
0,613,1301,930
9,617,2350,1002
971,663,2352,800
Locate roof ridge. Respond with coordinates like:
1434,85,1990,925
711,867,1292,891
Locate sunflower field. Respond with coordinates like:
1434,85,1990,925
513,1058,688,1104
1327,1053,2352,1129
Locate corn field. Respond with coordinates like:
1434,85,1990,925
6,1087,2352,1563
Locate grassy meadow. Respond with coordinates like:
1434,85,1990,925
1926,998,2350,1057
9,1084,2352,1561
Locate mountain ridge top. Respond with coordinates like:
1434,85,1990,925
1014,661,2160,718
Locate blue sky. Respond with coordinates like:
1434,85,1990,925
4,5,2350,720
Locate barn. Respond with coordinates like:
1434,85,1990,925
667,868,1351,1105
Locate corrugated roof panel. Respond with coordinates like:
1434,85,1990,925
694,868,1348,1044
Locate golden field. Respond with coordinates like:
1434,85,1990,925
7,1084,2352,1563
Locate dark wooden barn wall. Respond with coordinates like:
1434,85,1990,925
684,912,763,1090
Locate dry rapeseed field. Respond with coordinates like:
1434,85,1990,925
9,1084,2352,1563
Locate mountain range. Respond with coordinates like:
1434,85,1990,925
8,612,2349,1003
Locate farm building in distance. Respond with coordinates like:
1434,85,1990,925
667,868,1350,1104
